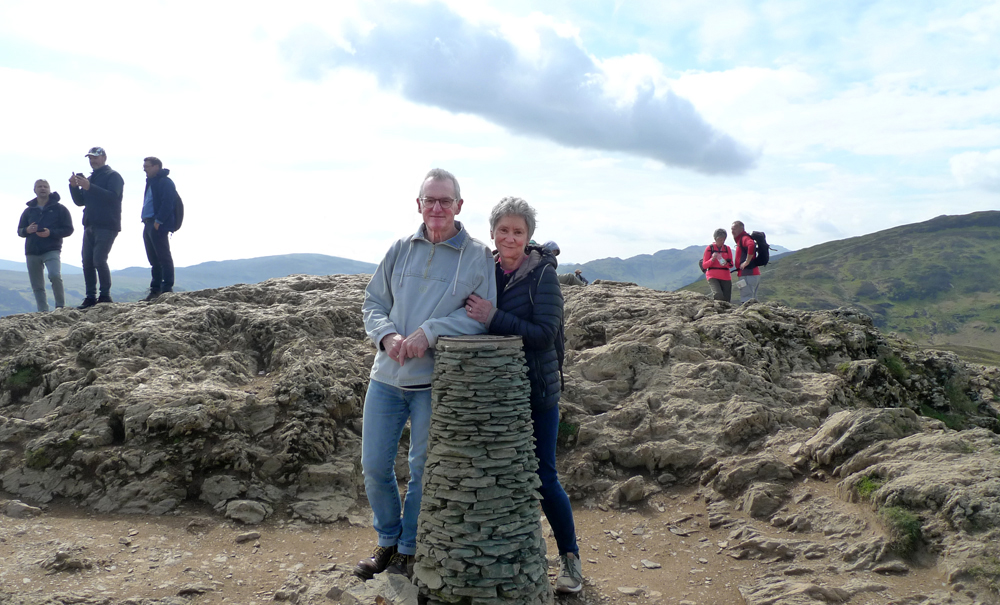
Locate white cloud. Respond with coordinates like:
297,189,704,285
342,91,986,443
284,0,758,174
951,150,1000,192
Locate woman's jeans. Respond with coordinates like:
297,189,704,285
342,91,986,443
533,404,579,556
25,250,64,311
360,379,431,557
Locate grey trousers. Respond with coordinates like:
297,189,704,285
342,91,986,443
738,274,760,303
26,250,64,311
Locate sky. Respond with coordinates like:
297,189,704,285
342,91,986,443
1,0,998,270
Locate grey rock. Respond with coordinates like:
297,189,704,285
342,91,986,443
4,499,42,518
225,499,271,524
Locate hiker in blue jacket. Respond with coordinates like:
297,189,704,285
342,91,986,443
140,157,178,301
17,179,74,311
465,196,584,594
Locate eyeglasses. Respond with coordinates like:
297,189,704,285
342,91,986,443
419,197,457,209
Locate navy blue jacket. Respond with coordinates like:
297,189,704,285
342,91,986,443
143,168,178,232
70,164,123,232
17,192,75,255
488,246,564,412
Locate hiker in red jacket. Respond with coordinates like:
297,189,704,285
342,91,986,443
732,220,760,303
703,228,733,302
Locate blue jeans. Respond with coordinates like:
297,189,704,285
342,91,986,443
533,405,579,556
360,379,431,556
25,250,64,311
143,220,174,292
81,226,117,298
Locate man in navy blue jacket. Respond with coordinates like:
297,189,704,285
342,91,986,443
69,146,123,308
140,156,178,301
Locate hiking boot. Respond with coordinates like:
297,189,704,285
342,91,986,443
97,294,113,304
353,544,396,581
77,297,97,309
142,290,161,302
555,552,583,594
385,552,413,578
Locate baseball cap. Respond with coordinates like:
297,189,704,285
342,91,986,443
85,147,106,157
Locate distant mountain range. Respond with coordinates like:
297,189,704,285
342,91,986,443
560,244,791,291
680,211,1000,365
0,253,377,316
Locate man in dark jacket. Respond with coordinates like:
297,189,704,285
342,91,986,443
140,157,178,301
69,146,123,308
17,179,74,311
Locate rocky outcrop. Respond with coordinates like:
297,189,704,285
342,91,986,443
2,275,1000,602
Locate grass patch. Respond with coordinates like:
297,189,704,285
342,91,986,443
855,475,884,501
880,355,910,381
557,421,579,446
968,555,1000,595
835,362,851,374
919,404,967,430
879,506,922,557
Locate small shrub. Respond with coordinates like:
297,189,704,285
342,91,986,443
835,362,851,374
24,447,51,470
558,421,579,440
7,366,41,387
880,355,909,381
855,475,884,501
879,506,922,557
944,378,978,414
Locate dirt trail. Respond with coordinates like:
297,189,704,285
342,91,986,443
0,481,950,604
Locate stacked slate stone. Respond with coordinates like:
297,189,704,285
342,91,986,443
414,335,551,605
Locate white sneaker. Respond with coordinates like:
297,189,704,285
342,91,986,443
555,552,583,594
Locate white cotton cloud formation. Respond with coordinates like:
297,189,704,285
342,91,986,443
950,150,1000,193
282,1,759,175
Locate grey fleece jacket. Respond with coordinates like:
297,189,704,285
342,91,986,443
363,221,498,388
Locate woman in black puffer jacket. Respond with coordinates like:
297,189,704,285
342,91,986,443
464,197,583,594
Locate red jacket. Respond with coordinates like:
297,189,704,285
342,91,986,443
703,244,733,281
734,232,760,276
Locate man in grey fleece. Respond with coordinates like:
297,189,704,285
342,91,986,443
353,168,497,580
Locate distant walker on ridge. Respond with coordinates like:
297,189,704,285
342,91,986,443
17,179,75,311
140,157,179,301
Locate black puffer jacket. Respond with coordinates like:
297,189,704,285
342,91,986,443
488,246,563,412
17,192,75,255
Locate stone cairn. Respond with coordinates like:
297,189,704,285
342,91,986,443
413,335,551,605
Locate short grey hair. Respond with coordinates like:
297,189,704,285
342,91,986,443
713,228,727,239
419,168,461,200
489,196,537,240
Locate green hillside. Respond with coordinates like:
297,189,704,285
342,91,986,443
681,211,1000,363
0,253,376,316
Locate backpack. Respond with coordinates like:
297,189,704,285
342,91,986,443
533,264,566,390
740,231,773,269
171,194,184,233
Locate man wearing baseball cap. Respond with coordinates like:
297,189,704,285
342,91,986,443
69,147,124,308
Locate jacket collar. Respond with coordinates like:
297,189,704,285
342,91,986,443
497,245,558,289
25,192,62,207
411,220,470,250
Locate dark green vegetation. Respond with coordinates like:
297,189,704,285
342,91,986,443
681,211,1000,363
879,506,922,557
0,253,377,316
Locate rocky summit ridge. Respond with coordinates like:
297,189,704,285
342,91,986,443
1,275,1000,604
